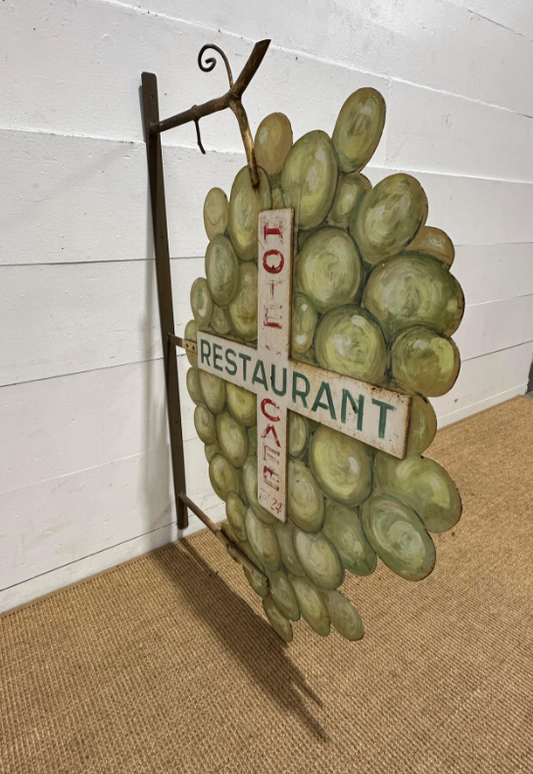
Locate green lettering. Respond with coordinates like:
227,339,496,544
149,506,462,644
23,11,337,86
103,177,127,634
341,390,364,431
239,353,251,381
252,359,269,390
372,398,395,438
213,343,223,372
311,381,336,420
225,348,237,376
292,371,310,408
270,364,287,397
200,339,211,366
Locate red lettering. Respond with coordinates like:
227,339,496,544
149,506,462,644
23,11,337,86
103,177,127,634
261,398,280,422
261,423,281,448
263,305,283,329
268,279,282,299
263,249,284,274
263,444,280,463
263,223,283,241
265,343,282,355
262,466,280,491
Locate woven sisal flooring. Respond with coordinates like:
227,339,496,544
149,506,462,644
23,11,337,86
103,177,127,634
2,396,533,773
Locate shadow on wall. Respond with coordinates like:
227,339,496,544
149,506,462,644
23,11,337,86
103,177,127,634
152,538,328,741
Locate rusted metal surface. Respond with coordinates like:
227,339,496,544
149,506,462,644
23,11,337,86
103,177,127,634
141,72,188,530
169,334,197,354
178,493,269,589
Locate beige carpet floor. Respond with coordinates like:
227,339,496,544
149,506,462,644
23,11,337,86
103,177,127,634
1,396,533,773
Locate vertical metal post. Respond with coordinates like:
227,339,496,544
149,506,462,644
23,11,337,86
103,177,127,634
141,72,188,530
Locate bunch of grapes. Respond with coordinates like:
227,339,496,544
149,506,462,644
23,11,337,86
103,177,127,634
185,88,464,642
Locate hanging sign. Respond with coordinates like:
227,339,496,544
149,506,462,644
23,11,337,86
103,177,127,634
196,209,411,522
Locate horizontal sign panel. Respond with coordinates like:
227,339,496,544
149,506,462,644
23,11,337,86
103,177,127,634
196,332,411,457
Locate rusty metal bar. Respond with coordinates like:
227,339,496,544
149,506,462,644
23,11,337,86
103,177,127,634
168,334,197,354
178,493,268,587
140,41,271,533
141,72,188,530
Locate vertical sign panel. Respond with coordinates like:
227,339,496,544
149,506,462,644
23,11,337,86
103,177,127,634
256,209,293,522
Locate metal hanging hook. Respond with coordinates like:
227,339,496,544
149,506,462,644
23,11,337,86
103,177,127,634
198,44,234,88
149,39,271,188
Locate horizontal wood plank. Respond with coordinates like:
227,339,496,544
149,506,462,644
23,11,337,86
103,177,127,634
455,295,533,361
2,0,532,138
3,127,533,268
0,443,224,594
0,259,203,386
386,80,533,183
453,243,533,306
431,342,532,426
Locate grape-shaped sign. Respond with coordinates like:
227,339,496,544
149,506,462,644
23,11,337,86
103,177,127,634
186,89,464,642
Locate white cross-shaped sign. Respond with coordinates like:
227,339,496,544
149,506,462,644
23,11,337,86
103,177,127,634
197,209,411,522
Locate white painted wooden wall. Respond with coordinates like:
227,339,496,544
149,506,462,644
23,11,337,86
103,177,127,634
1,0,532,612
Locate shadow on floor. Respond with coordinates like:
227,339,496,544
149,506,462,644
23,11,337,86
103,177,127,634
152,539,329,742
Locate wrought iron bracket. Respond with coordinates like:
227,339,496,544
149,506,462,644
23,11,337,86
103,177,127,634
140,40,270,532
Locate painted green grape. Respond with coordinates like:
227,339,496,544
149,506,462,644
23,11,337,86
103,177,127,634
254,112,293,176
244,566,269,598
296,227,362,313
309,425,373,507
315,305,387,383
247,425,258,455
209,453,240,501
228,262,258,341
281,130,338,229
351,173,428,265
204,441,221,463
228,166,271,261
291,293,318,355
210,304,232,336
288,460,325,532
373,451,462,533
405,395,437,456
323,590,364,641
322,501,377,575
332,88,386,173
362,253,464,339
361,492,436,581
288,411,310,459
203,187,228,241
205,235,239,307
293,527,344,590
263,595,293,642
406,225,455,268
268,569,301,621
327,172,371,229
273,520,305,577
390,325,460,397
225,491,247,542
289,575,330,636
186,367,203,405
190,277,213,330
194,404,216,444
198,370,226,414
226,383,256,427
244,507,281,571
216,411,248,468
